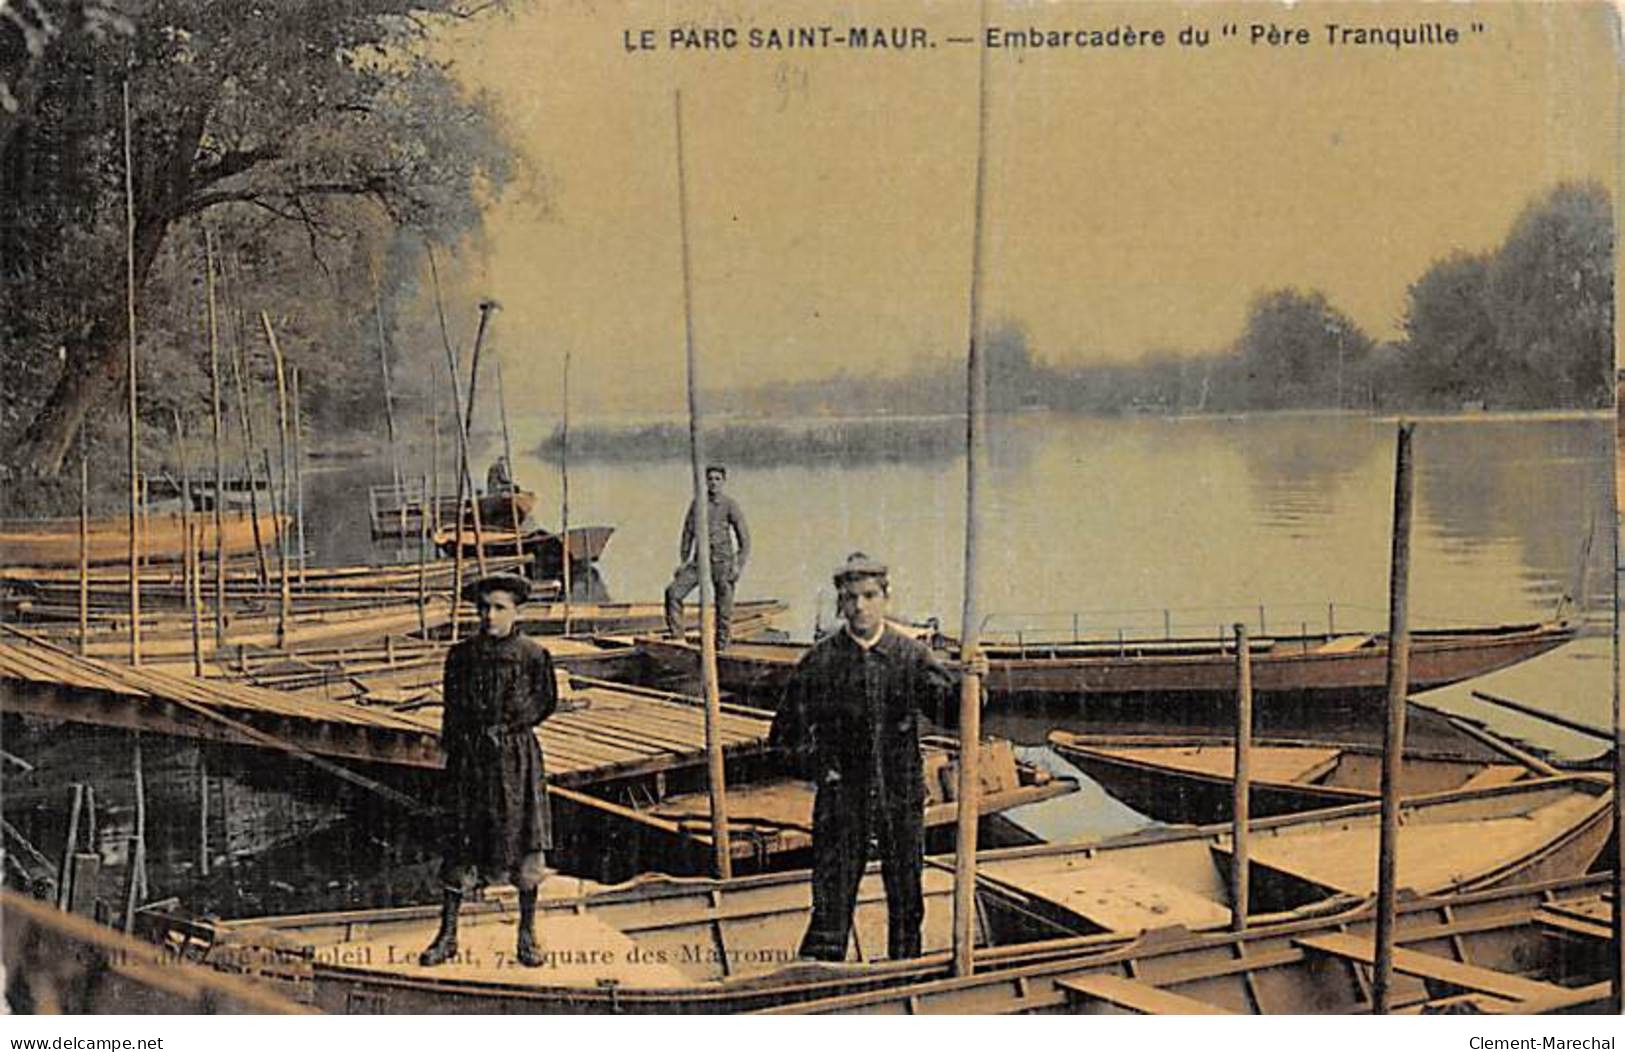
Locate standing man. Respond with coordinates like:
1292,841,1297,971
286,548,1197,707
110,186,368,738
664,464,751,649
769,553,957,962
420,572,557,968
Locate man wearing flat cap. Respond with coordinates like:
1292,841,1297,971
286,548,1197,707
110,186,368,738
420,572,557,968
664,464,751,649
769,552,956,962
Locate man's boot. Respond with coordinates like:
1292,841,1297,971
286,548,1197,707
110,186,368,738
418,888,462,967
516,886,542,967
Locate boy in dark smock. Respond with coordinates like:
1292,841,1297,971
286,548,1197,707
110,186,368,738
769,553,956,962
420,572,557,968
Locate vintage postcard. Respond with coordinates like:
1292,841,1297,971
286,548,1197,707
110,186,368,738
0,0,1619,1027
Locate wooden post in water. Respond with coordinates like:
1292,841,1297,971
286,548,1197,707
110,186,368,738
952,0,993,979
197,747,209,878
561,352,573,635
291,367,307,584
673,89,732,880
78,442,89,657
122,79,142,667
188,522,204,675
1231,622,1252,932
204,228,226,646
1372,421,1415,1015
261,313,294,637
223,268,269,587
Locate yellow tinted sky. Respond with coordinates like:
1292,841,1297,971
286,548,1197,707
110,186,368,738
435,1,1619,415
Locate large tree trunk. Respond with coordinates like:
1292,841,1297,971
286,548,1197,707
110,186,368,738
14,99,209,477
15,212,171,476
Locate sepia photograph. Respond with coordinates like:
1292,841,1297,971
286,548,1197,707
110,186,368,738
0,0,1619,1024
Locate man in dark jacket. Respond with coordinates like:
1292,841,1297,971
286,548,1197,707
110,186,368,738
664,464,751,649
420,572,558,968
769,553,956,962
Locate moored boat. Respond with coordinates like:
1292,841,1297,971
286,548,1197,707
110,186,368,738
637,620,1578,718
0,512,287,567
765,872,1617,1015
1046,724,1555,824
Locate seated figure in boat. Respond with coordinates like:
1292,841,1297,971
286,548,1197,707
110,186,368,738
769,552,961,962
420,572,558,968
486,455,515,495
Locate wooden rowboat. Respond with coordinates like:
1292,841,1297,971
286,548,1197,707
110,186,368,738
368,484,537,539
172,776,1608,1014
638,620,1578,714
431,524,614,573
967,774,1611,941
2,888,314,1014
0,512,287,567
767,872,1617,1015
1046,723,1555,824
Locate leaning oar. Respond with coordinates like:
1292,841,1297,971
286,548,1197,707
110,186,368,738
1472,689,1613,743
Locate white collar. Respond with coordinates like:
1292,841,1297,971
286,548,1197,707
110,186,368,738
845,623,885,650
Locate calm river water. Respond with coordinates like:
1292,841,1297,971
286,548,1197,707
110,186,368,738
304,409,1615,816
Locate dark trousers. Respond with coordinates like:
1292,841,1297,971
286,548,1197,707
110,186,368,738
664,556,736,647
798,782,925,962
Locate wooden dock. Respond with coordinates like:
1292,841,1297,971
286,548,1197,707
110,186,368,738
0,634,773,787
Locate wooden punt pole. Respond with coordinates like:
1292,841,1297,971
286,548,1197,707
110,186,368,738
188,521,204,675
417,473,430,636
429,368,442,540
291,367,306,584
122,79,141,667
223,261,269,588
495,356,524,542
261,448,289,648
1230,622,1252,932
426,247,472,637
260,313,294,642
1613,397,1623,1014
78,441,89,657
370,259,406,537
174,410,202,677
1372,421,1415,1015
561,352,573,634
673,89,732,879
953,0,993,978
462,300,497,573
204,228,226,645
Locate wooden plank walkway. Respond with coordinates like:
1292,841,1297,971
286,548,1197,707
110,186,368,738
0,635,773,787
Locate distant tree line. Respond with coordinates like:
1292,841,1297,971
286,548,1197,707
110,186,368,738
719,183,1614,417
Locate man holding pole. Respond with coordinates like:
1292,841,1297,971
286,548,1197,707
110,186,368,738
420,572,557,968
664,464,750,649
769,553,958,962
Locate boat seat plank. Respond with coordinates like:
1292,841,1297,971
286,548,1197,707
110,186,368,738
1295,932,1564,1001
1534,908,1612,941
1453,765,1530,791
976,859,1232,933
1317,635,1375,654
1056,973,1238,1015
